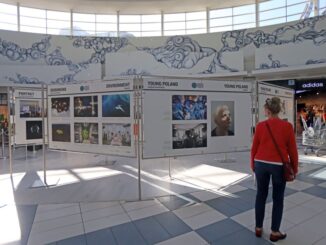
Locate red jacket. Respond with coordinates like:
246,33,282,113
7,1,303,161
251,117,298,174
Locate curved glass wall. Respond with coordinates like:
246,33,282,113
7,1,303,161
0,0,323,37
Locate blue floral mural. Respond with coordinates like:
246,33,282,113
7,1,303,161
214,15,326,71
138,36,215,69
0,14,326,82
45,48,72,66
72,36,129,64
306,59,326,64
5,74,42,84
5,73,78,85
0,36,51,62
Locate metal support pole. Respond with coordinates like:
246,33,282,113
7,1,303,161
136,85,142,201
31,84,58,188
168,157,172,179
41,83,47,185
1,129,4,158
7,87,13,175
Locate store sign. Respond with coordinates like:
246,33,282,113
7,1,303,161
296,80,326,90
301,82,323,88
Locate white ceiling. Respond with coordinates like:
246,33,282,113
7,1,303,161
2,0,257,14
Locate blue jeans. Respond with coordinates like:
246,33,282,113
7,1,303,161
255,161,286,232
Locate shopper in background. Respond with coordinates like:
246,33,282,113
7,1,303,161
306,105,315,127
251,97,298,242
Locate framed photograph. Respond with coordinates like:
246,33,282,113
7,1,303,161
26,120,43,140
20,100,42,118
102,94,130,117
51,97,70,117
74,123,98,144
102,123,131,146
172,123,207,149
74,96,98,117
52,124,71,142
211,101,235,137
172,95,207,120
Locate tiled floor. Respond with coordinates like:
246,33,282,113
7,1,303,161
1,150,326,244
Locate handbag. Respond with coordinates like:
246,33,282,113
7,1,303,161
265,122,295,182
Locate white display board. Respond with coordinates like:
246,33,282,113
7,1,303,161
13,88,48,145
47,80,136,157
142,78,253,158
257,83,294,125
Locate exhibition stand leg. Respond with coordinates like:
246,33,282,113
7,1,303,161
0,129,7,159
168,157,176,180
8,87,13,176
136,88,142,201
31,84,59,188
168,157,172,179
104,156,116,166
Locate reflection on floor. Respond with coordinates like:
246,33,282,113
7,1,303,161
0,148,326,245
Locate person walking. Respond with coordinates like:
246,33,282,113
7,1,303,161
251,97,298,242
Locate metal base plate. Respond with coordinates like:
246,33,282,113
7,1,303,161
30,178,60,188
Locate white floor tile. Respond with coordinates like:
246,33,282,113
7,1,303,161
127,203,168,221
84,212,131,233
283,205,319,225
318,182,326,188
121,199,159,211
82,204,125,222
155,231,207,245
299,211,326,236
285,192,315,205
31,213,82,233
299,197,326,213
232,209,257,227
80,201,120,212
36,203,77,213
182,210,226,229
0,205,24,245
279,223,324,245
34,204,81,222
220,184,247,194
173,203,212,220
27,223,84,245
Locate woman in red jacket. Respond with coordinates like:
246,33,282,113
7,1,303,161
251,97,298,242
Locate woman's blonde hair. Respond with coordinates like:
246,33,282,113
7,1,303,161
264,97,281,114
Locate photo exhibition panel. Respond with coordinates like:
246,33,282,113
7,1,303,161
13,88,48,145
47,80,135,157
258,83,294,125
142,79,253,158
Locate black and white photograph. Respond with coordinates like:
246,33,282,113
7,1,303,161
102,123,131,146
172,95,207,120
74,123,99,144
172,123,207,149
74,96,98,117
211,101,235,137
52,124,71,142
51,97,70,117
26,120,43,140
20,100,42,118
